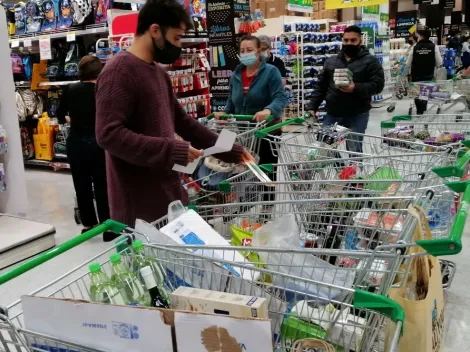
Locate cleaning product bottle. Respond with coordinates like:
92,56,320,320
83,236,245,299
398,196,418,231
131,241,172,303
110,253,150,306
89,263,125,305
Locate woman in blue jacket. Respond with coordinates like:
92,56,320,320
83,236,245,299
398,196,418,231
215,35,287,166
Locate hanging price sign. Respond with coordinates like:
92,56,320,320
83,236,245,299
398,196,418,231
24,39,32,47
326,0,387,10
39,36,52,60
66,31,76,42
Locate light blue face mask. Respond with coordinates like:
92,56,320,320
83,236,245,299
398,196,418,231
261,51,269,60
240,53,258,66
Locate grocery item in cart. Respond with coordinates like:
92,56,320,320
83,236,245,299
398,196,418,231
140,266,170,308
88,263,126,305
110,253,150,306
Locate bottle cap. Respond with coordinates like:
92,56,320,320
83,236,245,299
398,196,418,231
89,263,101,273
132,240,143,250
110,253,121,264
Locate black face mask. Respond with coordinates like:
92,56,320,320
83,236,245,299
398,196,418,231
152,30,182,64
342,44,361,58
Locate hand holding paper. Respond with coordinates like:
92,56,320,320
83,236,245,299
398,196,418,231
173,129,237,174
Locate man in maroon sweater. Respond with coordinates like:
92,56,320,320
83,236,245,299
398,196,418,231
95,0,251,226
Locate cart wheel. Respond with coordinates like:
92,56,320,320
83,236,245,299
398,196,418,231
403,89,408,97
387,106,396,113
437,108,441,114
74,207,81,225
396,94,403,100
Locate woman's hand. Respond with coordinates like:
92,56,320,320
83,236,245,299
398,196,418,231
213,112,224,119
188,146,203,163
241,149,256,165
253,109,271,122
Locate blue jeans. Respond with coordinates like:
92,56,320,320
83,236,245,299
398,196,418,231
323,112,369,154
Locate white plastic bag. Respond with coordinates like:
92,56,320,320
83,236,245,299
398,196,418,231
252,214,355,300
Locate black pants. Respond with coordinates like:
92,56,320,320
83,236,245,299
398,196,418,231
414,98,428,115
67,134,110,227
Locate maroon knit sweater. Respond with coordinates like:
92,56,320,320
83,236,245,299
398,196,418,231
95,51,243,226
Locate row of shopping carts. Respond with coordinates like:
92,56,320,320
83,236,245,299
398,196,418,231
1,114,469,351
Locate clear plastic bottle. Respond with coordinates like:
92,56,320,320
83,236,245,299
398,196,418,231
131,241,172,303
110,253,150,306
89,263,126,305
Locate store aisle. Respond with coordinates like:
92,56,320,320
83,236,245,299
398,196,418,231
0,99,469,350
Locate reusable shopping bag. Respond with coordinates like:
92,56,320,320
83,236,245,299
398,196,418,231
386,205,444,352
33,115,54,160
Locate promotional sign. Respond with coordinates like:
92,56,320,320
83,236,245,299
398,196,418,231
233,0,250,17
395,11,417,38
287,0,313,13
325,0,387,10
207,0,239,111
361,26,376,51
439,0,455,9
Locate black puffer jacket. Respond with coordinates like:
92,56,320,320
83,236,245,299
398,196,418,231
307,47,385,117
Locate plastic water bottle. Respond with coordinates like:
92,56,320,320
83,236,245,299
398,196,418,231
131,241,172,303
110,253,150,306
89,263,126,305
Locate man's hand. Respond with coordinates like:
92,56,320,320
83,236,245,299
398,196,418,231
306,110,317,119
188,146,203,163
213,112,224,119
241,149,256,165
253,109,271,122
339,81,355,93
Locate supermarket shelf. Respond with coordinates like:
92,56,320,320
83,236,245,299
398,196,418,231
24,159,70,170
8,24,108,44
39,81,79,87
113,0,145,3
181,37,209,43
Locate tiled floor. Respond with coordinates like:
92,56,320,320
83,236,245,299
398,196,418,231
0,98,469,349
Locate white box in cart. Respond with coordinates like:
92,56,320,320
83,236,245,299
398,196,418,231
175,311,272,352
22,296,174,352
159,210,259,282
171,287,269,319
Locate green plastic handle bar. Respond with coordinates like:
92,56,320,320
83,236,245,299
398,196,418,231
205,114,274,123
417,180,470,256
433,149,470,178
255,117,305,138
0,220,127,285
380,121,396,128
392,115,413,121
354,289,405,334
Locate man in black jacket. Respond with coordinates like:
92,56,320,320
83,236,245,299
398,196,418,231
407,29,443,114
307,25,384,153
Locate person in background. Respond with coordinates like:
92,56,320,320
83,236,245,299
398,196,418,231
57,56,115,241
258,35,287,86
95,0,252,227
457,36,470,73
306,25,384,153
447,31,461,52
407,29,443,114
406,35,418,56
215,35,287,166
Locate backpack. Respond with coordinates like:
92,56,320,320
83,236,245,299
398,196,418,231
14,3,26,35
25,0,42,33
72,0,93,26
41,0,57,31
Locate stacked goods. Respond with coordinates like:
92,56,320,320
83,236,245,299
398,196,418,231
334,68,352,88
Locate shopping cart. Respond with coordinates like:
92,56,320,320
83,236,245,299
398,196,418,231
182,116,302,206
381,113,470,149
0,220,406,352
453,77,470,112
407,80,465,115
255,120,460,165
391,60,408,100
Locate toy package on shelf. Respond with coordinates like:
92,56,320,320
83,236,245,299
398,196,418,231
25,0,43,33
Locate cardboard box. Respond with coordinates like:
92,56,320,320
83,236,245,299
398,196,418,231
311,11,320,20
312,2,319,12
171,287,269,320
22,296,273,352
318,0,325,10
175,311,272,352
264,0,287,18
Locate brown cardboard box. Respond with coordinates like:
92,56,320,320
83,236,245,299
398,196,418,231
311,11,320,19
312,2,319,12
264,0,287,18
318,0,325,10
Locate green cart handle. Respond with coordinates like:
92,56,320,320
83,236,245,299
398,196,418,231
417,180,470,256
452,75,470,82
354,289,405,335
391,115,413,121
433,149,470,178
0,220,127,285
205,113,274,123
255,117,305,138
